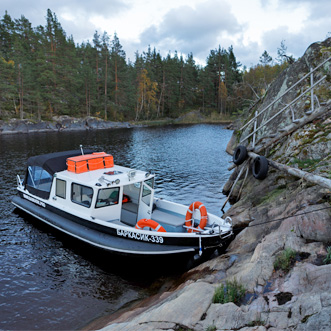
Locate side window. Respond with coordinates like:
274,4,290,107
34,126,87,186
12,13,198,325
71,183,93,208
142,184,151,206
27,166,53,192
145,178,154,188
142,178,154,207
96,187,119,208
56,179,66,199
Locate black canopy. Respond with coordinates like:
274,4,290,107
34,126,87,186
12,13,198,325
27,149,94,175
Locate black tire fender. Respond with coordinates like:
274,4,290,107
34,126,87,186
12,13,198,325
233,145,248,165
253,155,268,180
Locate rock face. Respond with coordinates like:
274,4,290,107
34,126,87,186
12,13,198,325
97,40,331,331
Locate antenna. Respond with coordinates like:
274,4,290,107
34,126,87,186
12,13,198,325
80,145,84,155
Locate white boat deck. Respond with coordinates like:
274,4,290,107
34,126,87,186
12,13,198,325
152,208,184,227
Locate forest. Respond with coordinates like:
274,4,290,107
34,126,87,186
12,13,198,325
0,9,291,122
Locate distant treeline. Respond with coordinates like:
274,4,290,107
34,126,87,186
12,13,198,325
0,9,290,121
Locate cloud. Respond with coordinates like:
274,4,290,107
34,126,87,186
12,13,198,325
262,27,304,59
2,0,128,42
233,0,330,67
2,0,127,19
276,0,331,29
230,41,260,69
2,0,329,68
138,0,242,62
58,0,128,16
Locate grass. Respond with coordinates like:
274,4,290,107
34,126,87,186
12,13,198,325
289,158,321,170
206,326,216,331
247,319,266,327
213,279,246,305
274,248,297,272
323,246,331,264
257,187,286,205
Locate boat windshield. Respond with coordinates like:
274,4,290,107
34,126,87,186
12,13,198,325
26,166,53,192
25,166,53,199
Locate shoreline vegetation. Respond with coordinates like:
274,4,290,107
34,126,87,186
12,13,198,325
0,110,233,135
1,9,291,131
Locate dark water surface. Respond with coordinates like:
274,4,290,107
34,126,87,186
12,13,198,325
0,124,232,330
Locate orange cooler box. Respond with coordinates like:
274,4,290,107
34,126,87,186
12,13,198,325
67,152,114,173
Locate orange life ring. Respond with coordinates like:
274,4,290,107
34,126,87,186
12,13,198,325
135,219,166,232
185,201,208,233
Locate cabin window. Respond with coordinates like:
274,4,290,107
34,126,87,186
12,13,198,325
26,166,53,192
56,179,66,199
145,178,154,188
96,187,120,208
141,178,154,206
71,183,93,208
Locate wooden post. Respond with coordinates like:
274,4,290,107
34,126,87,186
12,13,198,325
248,151,331,190
221,160,249,211
310,67,314,113
252,111,258,148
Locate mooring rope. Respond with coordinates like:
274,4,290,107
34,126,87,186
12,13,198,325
230,205,331,231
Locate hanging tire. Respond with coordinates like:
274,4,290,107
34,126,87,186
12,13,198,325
233,145,248,165
253,156,268,180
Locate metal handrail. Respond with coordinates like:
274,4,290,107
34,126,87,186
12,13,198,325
240,55,331,132
240,75,326,143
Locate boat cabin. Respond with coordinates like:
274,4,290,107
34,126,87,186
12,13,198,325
23,149,156,227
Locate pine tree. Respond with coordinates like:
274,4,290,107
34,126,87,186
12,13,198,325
0,11,15,60
181,53,198,108
13,15,36,119
101,31,110,120
259,50,273,66
93,31,102,111
0,56,15,116
109,33,127,119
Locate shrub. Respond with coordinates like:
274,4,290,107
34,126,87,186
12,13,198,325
274,248,296,272
213,279,246,304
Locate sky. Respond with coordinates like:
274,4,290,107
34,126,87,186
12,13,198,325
2,0,330,68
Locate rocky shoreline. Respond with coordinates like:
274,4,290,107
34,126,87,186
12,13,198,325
0,116,133,135
89,39,331,330
0,111,233,135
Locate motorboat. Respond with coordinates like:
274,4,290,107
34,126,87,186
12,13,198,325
12,148,233,260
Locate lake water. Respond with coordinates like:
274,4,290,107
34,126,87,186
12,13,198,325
0,124,233,330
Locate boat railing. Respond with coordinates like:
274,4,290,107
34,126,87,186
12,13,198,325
182,225,205,232
183,216,233,234
224,216,232,226
221,231,234,239
16,175,24,188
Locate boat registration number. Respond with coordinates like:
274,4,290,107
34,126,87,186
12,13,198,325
116,229,164,244
23,193,46,208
